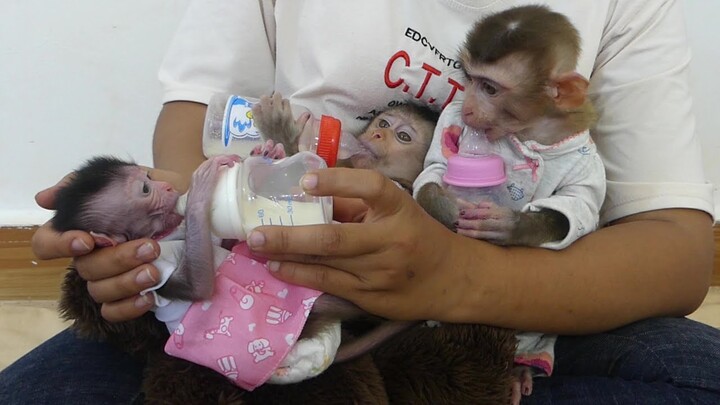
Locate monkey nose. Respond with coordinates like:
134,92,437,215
372,132,383,139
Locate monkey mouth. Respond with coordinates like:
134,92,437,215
151,212,183,240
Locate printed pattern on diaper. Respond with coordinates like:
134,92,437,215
164,243,323,391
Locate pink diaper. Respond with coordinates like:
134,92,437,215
164,243,323,391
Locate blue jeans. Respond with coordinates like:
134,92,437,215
1,318,718,404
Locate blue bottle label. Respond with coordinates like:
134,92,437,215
222,95,261,147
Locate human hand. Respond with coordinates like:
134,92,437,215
31,167,186,322
245,168,463,321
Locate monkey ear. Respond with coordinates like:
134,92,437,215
549,72,589,110
89,231,127,248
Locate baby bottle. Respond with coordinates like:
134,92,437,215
442,128,507,205
203,93,366,167
203,93,263,158
175,152,333,239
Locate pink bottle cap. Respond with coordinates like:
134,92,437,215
443,154,506,187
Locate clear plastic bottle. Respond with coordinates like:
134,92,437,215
296,115,367,167
443,128,507,205
203,93,367,166
175,152,333,240
203,93,263,158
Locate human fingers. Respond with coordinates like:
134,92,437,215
34,172,77,209
247,222,385,258
332,196,368,223
100,295,155,323
86,263,160,304
31,222,94,260
73,238,160,282
263,261,371,300
300,168,409,215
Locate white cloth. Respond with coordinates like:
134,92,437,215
159,0,713,223
415,101,606,250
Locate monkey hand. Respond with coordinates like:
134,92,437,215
456,201,519,245
510,365,534,405
251,92,304,155
250,139,287,159
187,155,241,212
415,182,458,231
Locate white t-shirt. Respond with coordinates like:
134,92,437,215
159,0,714,224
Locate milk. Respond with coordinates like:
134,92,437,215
242,195,327,232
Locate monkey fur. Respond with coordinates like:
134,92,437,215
418,5,596,247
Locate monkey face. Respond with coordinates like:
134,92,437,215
461,54,550,142
351,110,433,183
107,167,183,240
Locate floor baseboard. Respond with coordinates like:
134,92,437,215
1,226,719,300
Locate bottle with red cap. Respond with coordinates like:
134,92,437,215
202,93,366,167
295,114,367,167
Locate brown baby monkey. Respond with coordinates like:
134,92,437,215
415,5,605,404
250,92,439,192
417,5,601,247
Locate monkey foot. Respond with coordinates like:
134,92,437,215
510,366,533,405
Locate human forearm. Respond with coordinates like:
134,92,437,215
448,208,713,334
152,101,208,187
249,170,713,335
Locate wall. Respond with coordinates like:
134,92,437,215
0,0,718,225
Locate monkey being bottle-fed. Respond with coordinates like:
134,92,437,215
293,114,367,167
443,128,507,205
176,152,333,239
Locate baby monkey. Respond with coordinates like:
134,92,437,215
415,5,606,404
250,92,439,192
417,5,604,247
52,155,414,366
52,155,239,301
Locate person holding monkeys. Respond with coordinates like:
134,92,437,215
6,1,719,404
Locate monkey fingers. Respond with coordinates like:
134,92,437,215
456,228,510,243
250,139,286,159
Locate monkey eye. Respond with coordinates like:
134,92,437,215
480,80,499,96
142,182,150,195
396,131,412,144
378,119,390,128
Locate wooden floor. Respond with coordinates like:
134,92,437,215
0,227,70,300
1,226,720,301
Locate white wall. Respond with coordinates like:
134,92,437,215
686,1,720,217
0,0,190,225
0,0,718,225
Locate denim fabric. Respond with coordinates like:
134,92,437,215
525,318,720,404
1,317,718,404
0,329,144,405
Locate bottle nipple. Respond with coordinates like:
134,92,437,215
458,128,493,157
